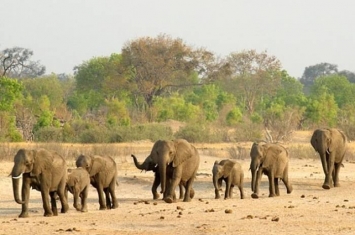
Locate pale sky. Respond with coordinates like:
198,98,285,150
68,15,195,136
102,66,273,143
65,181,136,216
1,0,354,78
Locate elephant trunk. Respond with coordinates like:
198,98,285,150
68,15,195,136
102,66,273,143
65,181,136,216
131,155,147,170
159,160,167,194
11,167,25,204
318,140,329,175
250,159,258,192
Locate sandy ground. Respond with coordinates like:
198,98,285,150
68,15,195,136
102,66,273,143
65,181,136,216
1,142,355,234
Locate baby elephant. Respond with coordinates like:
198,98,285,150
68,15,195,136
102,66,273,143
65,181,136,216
67,167,90,212
212,159,245,199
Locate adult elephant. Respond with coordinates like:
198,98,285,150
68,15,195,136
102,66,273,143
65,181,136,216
143,139,200,203
212,159,244,200
310,128,347,189
76,154,118,210
11,149,69,218
250,142,292,199
131,154,185,200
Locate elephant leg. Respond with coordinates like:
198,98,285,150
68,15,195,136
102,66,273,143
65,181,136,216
239,184,245,199
268,174,276,197
80,187,89,212
333,163,342,187
73,189,81,211
190,187,195,199
19,176,31,218
152,174,160,200
108,179,119,209
224,178,231,200
323,155,334,189
164,168,182,203
182,177,195,202
214,178,222,199
274,178,280,196
57,180,69,214
96,186,107,210
178,183,184,200
282,166,293,194
104,188,111,209
229,185,234,198
41,188,53,217
50,191,58,216
251,169,263,199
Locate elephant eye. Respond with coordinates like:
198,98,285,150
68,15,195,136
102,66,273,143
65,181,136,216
25,160,33,166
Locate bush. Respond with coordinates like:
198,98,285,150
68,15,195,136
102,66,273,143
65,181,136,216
174,123,226,143
35,126,63,142
79,127,109,143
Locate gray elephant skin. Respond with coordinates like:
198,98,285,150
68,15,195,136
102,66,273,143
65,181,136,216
250,142,293,199
212,159,245,200
143,139,200,203
76,154,118,210
67,167,90,212
131,154,186,200
310,128,347,189
11,148,69,218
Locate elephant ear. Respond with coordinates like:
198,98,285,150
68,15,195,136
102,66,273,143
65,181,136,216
172,139,193,167
222,160,236,178
265,144,283,159
31,149,52,177
89,156,103,176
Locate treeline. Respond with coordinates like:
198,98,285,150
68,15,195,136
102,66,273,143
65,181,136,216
1,34,355,143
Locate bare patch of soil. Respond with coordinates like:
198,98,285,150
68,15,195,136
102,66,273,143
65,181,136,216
1,148,355,234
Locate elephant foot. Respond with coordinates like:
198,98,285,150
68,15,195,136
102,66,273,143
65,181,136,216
61,204,69,213
334,183,341,187
215,195,220,199
164,197,174,203
183,197,192,202
190,189,195,199
99,205,107,210
153,193,160,200
44,211,53,217
112,202,119,209
251,193,259,199
19,212,29,218
268,194,276,197
322,184,331,190
81,207,88,213
287,187,293,194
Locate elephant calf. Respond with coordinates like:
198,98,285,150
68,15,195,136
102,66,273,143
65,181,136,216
212,159,245,200
67,167,90,212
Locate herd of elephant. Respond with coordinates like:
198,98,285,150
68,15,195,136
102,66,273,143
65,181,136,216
9,128,347,218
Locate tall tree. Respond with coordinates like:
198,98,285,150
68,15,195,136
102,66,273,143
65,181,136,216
121,34,201,108
223,50,282,114
0,47,45,78
299,62,338,87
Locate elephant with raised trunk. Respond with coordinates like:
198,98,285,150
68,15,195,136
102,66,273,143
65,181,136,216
311,128,347,189
143,139,200,203
131,154,185,200
76,154,118,210
212,159,245,200
66,167,90,212
11,148,69,218
250,142,292,199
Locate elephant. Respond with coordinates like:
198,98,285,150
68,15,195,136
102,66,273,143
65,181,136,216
131,154,187,200
11,148,69,218
310,128,347,189
250,142,293,199
66,167,90,212
143,139,200,203
76,154,118,210
212,159,245,200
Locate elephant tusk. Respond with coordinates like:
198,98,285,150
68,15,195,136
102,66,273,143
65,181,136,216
12,173,23,179
326,149,330,154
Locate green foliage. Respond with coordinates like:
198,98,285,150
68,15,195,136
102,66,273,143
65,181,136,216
105,98,131,126
310,74,355,108
153,94,200,122
0,76,23,111
305,92,338,127
174,123,226,143
226,107,243,126
35,126,63,142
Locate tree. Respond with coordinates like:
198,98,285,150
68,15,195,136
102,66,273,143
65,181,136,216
223,50,282,114
0,47,45,78
310,74,355,108
121,34,201,108
299,62,338,88
0,76,23,111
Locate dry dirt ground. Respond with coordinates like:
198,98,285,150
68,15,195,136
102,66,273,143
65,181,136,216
1,137,355,234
